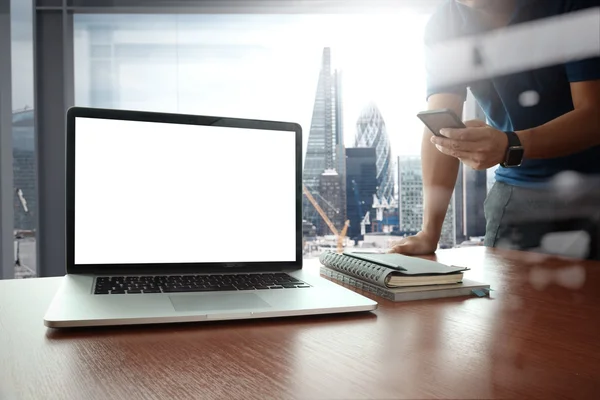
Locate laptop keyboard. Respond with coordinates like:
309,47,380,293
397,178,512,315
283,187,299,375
94,273,310,295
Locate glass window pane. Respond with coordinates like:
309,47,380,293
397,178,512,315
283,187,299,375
73,13,437,257
11,0,36,278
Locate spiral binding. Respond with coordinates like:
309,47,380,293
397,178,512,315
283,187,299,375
319,251,387,285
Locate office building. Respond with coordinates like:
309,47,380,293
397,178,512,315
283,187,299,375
370,202,399,234
397,157,423,235
397,156,456,248
345,148,378,241
302,47,346,236
318,170,346,237
440,199,456,249
354,103,394,201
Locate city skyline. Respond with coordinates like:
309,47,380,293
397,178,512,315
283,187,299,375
10,13,484,244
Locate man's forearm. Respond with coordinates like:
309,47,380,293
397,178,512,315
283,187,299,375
421,132,460,240
420,94,464,240
517,106,600,160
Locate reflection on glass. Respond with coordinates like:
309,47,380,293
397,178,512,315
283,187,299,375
11,0,36,278
72,12,491,259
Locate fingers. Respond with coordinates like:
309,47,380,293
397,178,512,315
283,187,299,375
438,120,487,140
464,119,487,128
390,238,406,247
440,128,475,141
388,244,405,254
434,144,471,160
430,136,480,152
440,127,486,141
437,147,488,170
388,239,407,253
389,241,416,254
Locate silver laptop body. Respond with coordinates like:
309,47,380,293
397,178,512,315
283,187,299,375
44,107,377,328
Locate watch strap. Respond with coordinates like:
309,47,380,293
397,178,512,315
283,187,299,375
505,131,521,147
501,131,523,168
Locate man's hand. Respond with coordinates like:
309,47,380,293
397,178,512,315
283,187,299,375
388,231,438,255
430,120,508,170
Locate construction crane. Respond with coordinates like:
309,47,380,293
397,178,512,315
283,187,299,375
304,182,340,214
303,184,349,253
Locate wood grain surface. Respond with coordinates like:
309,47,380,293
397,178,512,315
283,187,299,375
1,247,599,400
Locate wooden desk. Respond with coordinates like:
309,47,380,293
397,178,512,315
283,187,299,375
1,247,599,400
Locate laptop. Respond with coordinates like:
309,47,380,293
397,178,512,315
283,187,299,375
43,107,377,328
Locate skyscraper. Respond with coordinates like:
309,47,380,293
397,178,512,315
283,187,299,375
319,169,346,237
397,156,423,235
346,148,378,241
355,103,394,201
440,197,456,249
397,156,456,248
302,48,346,236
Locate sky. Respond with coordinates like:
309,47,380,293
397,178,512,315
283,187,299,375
70,13,432,159
9,0,34,111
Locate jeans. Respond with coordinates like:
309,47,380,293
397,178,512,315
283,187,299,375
483,180,600,260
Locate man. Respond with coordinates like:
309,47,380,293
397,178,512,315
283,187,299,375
391,0,600,257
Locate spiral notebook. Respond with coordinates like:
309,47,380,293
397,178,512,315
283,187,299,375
320,266,491,302
319,251,469,288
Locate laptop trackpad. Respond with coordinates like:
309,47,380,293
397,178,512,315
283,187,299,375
169,293,271,313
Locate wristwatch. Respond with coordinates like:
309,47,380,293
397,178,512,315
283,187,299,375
501,131,524,168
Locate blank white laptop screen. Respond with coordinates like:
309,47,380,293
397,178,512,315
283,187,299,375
74,117,297,265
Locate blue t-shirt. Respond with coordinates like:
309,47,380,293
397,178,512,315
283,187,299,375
425,0,600,187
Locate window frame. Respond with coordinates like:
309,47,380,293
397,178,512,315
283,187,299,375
1,0,15,279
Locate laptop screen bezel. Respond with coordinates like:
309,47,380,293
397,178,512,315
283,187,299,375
66,106,303,275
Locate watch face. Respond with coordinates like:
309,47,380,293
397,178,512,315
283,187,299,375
506,146,525,167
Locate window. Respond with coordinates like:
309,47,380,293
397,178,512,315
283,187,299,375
73,12,430,257
5,1,597,277
11,0,36,278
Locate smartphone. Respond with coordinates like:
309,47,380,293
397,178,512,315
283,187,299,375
417,108,466,138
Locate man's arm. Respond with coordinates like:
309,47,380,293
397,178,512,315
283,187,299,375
517,80,600,159
421,94,463,241
431,80,600,170
390,93,463,255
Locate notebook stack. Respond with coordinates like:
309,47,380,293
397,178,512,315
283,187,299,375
319,251,491,302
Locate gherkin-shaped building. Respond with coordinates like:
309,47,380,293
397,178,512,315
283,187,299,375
354,103,394,201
